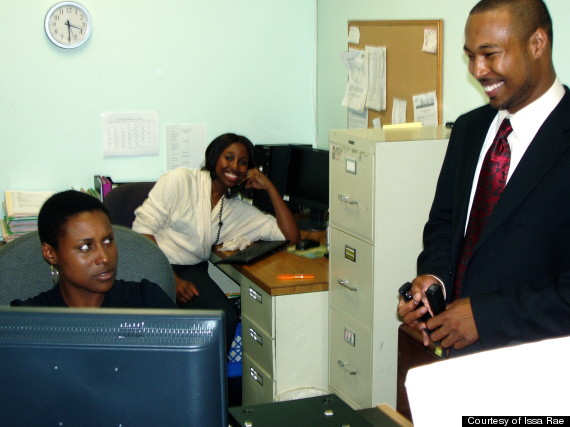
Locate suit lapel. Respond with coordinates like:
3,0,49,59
475,91,570,250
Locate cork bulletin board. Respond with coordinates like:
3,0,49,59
348,20,443,127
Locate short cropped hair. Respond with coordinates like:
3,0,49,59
202,133,258,180
38,190,111,248
470,0,553,47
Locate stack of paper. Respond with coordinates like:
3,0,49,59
1,191,54,242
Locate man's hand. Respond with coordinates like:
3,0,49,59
427,297,479,350
397,275,438,344
175,275,199,303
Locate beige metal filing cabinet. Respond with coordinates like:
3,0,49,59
328,126,449,409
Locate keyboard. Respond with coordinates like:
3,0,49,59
215,240,289,265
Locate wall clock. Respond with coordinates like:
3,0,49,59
45,2,92,49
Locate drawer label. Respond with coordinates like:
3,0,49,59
345,158,357,175
344,245,356,262
344,327,356,347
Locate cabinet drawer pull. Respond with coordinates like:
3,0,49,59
337,359,357,376
248,287,262,304
337,194,359,205
250,367,264,386
249,327,263,345
337,278,360,292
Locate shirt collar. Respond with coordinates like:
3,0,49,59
501,78,565,145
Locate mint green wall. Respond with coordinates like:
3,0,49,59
0,1,316,216
316,0,570,148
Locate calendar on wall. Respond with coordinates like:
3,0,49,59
101,111,159,157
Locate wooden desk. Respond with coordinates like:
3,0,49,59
211,245,329,406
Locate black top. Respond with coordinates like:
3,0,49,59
10,279,176,309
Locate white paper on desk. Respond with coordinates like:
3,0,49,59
413,91,438,126
102,111,159,157
165,123,207,170
341,49,367,112
406,336,570,426
365,45,386,112
391,98,407,124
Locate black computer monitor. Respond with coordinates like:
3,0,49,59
0,307,227,427
284,145,329,230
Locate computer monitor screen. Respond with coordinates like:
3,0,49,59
284,145,329,229
0,307,227,427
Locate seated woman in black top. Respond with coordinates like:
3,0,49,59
11,190,175,308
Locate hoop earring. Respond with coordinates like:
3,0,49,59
51,265,60,285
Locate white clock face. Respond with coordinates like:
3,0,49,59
45,2,92,49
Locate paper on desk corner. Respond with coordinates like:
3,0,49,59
221,237,251,251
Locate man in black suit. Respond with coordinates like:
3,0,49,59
398,0,570,355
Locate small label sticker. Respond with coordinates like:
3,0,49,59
345,158,357,174
344,327,356,347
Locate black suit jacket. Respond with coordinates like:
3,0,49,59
418,88,570,354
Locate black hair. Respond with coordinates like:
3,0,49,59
202,133,258,180
38,190,111,249
470,0,553,47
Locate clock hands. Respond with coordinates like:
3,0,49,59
64,20,84,44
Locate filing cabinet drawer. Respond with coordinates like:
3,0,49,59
241,282,273,336
329,144,374,241
241,315,275,377
329,308,372,409
329,227,374,326
242,353,276,405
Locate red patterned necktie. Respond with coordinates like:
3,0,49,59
452,118,513,300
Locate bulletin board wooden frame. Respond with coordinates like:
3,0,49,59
348,20,443,127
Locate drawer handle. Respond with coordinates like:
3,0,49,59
337,360,357,376
248,287,262,304
249,327,263,345
250,367,264,386
337,278,360,292
337,194,359,205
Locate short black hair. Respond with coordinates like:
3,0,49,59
202,133,258,179
38,190,111,248
470,0,553,47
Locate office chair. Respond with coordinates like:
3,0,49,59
0,225,176,305
103,182,156,228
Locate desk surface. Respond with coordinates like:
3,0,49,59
212,246,328,296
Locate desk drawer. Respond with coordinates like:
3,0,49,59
242,353,276,405
329,227,374,326
241,315,274,377
241,282,273,336
329,308,372,409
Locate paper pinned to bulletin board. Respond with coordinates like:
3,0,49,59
344,20,443,128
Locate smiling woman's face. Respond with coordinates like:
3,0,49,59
42,210,118,307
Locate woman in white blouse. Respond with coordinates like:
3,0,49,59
133,133,299,349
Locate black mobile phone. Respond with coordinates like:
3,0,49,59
399,281,445,323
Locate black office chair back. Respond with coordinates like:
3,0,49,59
103,182,156,228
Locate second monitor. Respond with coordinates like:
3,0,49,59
284,145,329,230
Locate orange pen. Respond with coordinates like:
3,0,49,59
277,274,316,280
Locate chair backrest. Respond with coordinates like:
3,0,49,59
0,225,175,306
103,182,156,228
